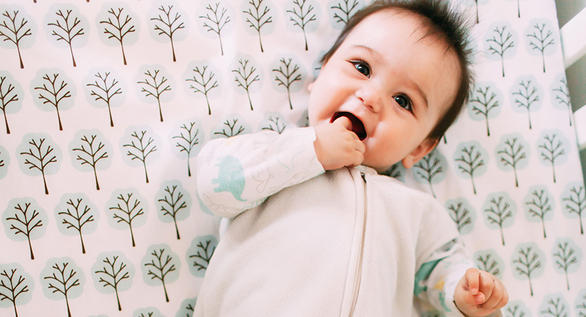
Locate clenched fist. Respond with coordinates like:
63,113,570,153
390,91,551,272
313,116,365,171
454,268,509,316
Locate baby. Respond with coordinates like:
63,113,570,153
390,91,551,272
194,0,508,316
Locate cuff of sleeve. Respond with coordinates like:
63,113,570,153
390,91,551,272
280,126,325,178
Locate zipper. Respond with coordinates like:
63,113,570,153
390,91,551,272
348,171,368,316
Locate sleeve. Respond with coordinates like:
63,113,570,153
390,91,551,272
195,127,325,218
414,238,473,316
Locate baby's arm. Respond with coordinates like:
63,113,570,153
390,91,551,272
195,127,324,218
453,268,508,316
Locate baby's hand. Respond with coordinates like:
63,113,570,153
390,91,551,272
313,116,365,170
454,268,508,317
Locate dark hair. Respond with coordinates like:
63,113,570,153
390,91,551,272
320,0,473,141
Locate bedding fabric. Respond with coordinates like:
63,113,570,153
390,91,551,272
0,0,584,316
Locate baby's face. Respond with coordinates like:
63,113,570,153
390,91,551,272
308,8,461,171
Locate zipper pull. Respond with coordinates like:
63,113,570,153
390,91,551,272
360,171,366,182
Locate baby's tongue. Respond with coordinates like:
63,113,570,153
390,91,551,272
331,112,366,140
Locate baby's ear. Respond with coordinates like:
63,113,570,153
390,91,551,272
401,138,439,169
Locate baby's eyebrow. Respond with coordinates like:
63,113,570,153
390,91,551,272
352,44,381,61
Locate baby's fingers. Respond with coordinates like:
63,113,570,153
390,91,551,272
464,268,480,295
480,279,509,311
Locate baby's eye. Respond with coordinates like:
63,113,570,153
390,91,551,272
393,94,413,112
350,60,371,77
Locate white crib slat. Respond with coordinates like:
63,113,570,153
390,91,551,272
560,7,586,68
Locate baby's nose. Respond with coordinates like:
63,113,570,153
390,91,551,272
356,87,381,113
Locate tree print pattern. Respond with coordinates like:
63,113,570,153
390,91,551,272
94,255,131,311
331,0,360,25
186,66,218,115
272,58,302,110
34,73,72,131
496,135,527,188
474,250,503,278
537,132,565,183
43,261,81,317
144,248,177,303
86,72,122,127
261,114,287,134
0,10,32,69
57,197,95,254
137,69,171,122
552,78,572,126
100,7,135,65
486,25,514,77
526,23,554,73
151,5,184,62
562,184,585,234
446,199,473,234
468,85,500,137
173,121,200,177
158,184,188,240
188,235,218,277
524,187,552,239
454,143,486,195
232,59,260,111
19,137,58,195
287,0,316,51
0,268,30,317
540,294,569,317
5,202,44,260
72,134,109,190
512,244,543,296
213,118,246,138
108,192,144,247
48,9,85,67
512,80,539,130
413,151,444,198
123,130,157,183
0,75,18,134
199,2,230,56
552,240,578,291
243,0,272,53
484,194,514,246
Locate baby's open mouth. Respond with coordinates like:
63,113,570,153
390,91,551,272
331,112,367,140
